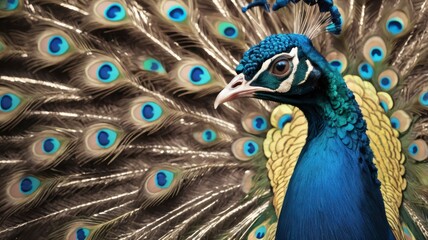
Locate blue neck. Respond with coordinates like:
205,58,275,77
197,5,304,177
275,74,395,240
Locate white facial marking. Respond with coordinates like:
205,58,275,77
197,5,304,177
247,49,296,85
276,47,299,93
298,59,314,86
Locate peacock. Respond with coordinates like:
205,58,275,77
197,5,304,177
0,0,427,239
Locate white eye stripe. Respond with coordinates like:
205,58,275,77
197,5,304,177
248,47,298,85
276,48,300,93
297,60,314,86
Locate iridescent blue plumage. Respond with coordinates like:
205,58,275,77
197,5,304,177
232,33,395,239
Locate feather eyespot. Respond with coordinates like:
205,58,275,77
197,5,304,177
162,1,188,23
244,140,259,156
186,65,212,85
84,125,120,153
232,137,261,161
140,57,166,74
377,92,393,113
386,18,404,35
145,169,175,194
8,176,41,199
419,90,428,107
94,1,127,22
129,97,169,129
3,0,19,10
252,116,267,131
385,11,409,36
326,51,348,73
202,129,217,143
254,225,266,239
407,140,428,161
41,137,61,154
248,222,269,240
242,112,269,134
377,69,398,91
140,102,163,122
38,33,71,57
75,228,90,240
278,114,292,129
218,22,238,39
172,59,224,96
369,47,384,62
270,105,294,129
86,60,120,83
0,93,21,112
194,128,218,144
390,110,411,133
358,62,374,80
95,128,118,149
66,227,92,240
363,36,387,64
270,58,291,77
31,132,69,166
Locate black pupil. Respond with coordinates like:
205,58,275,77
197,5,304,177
275,61,287,72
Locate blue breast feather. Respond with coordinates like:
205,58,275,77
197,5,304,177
276,128,395,240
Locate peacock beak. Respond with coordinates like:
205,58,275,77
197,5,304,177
214,73,270,109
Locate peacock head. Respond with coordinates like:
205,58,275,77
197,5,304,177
215,33,330,108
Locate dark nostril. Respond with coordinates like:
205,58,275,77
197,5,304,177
231,80,243,89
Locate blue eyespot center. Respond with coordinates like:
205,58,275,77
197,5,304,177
244,140,259,157
387,18,404,35
142,58,166,74
390,117,400,129
189,66,211,85
0,93,21,112
104,3,126,21
96,128,118,149
370,47,384,62
167,5,187,22
76,228,90,240
155,170,174,188
379,77,392,90
97,62,120,83
42,137,61,154
278,114,292,129
19,176,40,195
408,143,418,155
252,116,267,131
225,27,236,37
1,94,12,109
218,22,238,39
202,129,217,143
380,101,388,112
5,0,19,10
255,226,267,239
141,102,163,122
47,36,70,56
419,91,428,106
329,60,343,72
358,62,374,80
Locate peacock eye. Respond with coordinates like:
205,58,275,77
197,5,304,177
254,225,267,239
145,169,176,194
75,227,91,240
38,33,72,57
0,93,21,112
8,176,41,199
5,0,19,11
96,62,120,83
271,58,291,77
85,126,119,151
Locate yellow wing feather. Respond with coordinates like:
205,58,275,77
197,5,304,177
264,75,406,239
